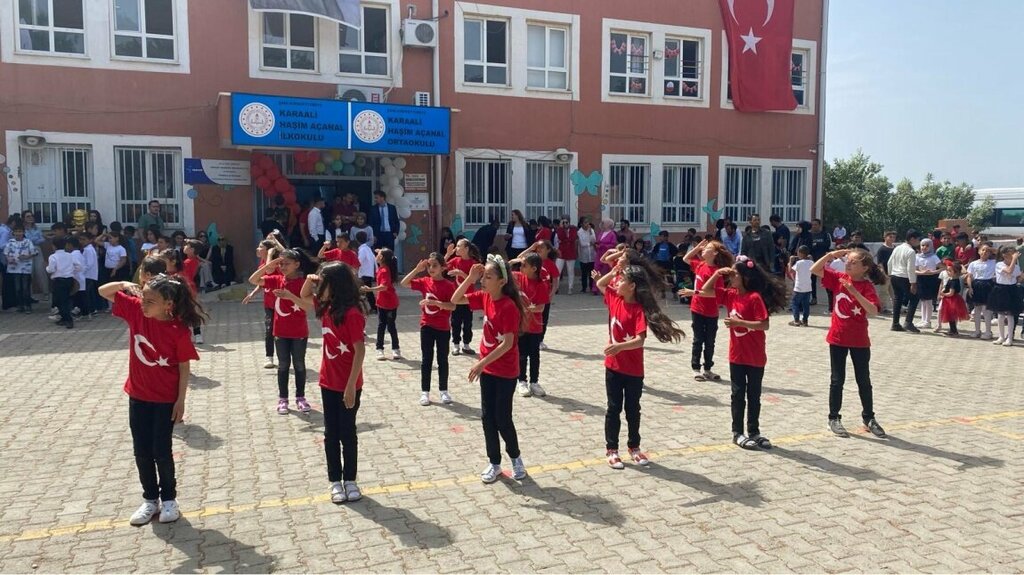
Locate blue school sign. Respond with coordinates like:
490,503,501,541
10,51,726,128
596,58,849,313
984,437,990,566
230,92,451,155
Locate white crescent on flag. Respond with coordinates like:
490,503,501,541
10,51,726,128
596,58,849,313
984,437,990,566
729,309,750,337
422,292,440,315
833,292,861,320
133,334,170,367
610,317,630,344
275,297,293,317
725,0,775,26
321,326,350,359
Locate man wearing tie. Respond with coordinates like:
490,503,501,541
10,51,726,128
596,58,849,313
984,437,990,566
369,190,399,251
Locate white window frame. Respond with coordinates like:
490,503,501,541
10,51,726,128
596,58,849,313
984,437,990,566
771,167,807,224
462,16,509,87
662,36,703,100
338,4,390,78
260,11,318,72
608,31,650,97
14,0,86,56
462,158,511,227
525,161,569,221
526,23,569,91
606,162,650,225
454,3,580,101
717,156,814,226
720,34,817,115
114,147,185,229
602,18,712,108
601,154,710,229
722,165,761,224
111,0,177,62
790,48,809,109
19,145,95,227
661,164,702,225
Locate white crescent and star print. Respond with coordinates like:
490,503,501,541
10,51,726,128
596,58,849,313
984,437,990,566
833,292,862,320
729,309,750,337
275,297,294,317
481,316,504,349
133,334,169,367
724,0,776,54
321,327,351,359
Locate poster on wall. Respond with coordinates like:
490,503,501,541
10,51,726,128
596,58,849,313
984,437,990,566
405,193,429,211
403,173,428,190
184,159,252,186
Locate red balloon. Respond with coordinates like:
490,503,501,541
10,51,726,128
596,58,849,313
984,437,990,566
274,177,290,193
262,187,277,199
250,165,264,178
266,166,281,181
287,203,300,215
303,151,317,163
259,156,275,170
255,176,271,190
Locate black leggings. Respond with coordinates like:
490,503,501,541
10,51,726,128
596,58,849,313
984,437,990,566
580,262,595,292
421,326,450,391
480,374,520,465
129,398,176,501
360,276,376,311
828,345,874,423
605,368,643,450
321,387,361,482
540,303,552,342
376,308,399,350
264,308,274,358
451,304,473,345
690,312,719,371
275,337,307,399
518,332,542,383
729,363,764,436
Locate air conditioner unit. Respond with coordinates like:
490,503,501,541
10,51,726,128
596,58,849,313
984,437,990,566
414,91,431,107
402,19,437,48
336,84,385,103
18,131,47,149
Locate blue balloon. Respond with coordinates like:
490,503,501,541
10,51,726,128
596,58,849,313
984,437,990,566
186,188,198,199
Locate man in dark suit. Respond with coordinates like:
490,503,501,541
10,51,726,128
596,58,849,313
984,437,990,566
369,190,400,251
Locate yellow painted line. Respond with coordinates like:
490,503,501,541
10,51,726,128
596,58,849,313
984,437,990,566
2,409,1023,544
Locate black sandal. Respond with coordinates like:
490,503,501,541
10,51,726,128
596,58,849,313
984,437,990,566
734,434,759,450
750,435,773,449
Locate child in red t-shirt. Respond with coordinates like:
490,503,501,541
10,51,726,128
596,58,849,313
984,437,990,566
451,255,530,484
182,239,205,344
595,260,685,469
98,274,205,526
293,261,367,504
811,248,888,439
401,252,458,406
678,239,734,381
363,248,401,360
698,255,787,450
518,240,560,351
444,239,482,355
242,239,285,369
512,253,549,398
249,249,316,415
317,234,360,269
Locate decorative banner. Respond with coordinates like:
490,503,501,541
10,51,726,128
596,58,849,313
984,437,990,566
404,173,428,190
405,193,429,211
570,170,602,196
184,159,252,186
231,93,451,155
702,199,725,221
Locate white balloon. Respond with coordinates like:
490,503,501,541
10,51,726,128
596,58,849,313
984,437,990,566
397,231,408,241
340,150,356,163
386,175,400,187
379,157,393,167
395,170,405,180
386,189,402,202
399,220,407,233
384,165,398,177
354,157,366,167
393,157,407,170
389,185,404,197
395,196,411,210
398,207,412,219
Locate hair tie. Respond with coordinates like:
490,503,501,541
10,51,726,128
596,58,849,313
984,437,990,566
735,255,755,269
486,254,509,280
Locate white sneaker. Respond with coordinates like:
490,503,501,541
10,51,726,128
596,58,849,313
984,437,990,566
440,390,453,404
419,391,431,406
376,349,386,360
50,306,58,315
158,499,180,523
343,481,362,502
530,382,547,397
983,332,994,340
48,313,61,321
330,481,346,504
1003,338,1014,347
461,344,474,354
194,334,204,345
264,357,276,369
993,337,1005,345
702,369,722,381
129,500,160,526
451,346,461,356
392,349,402,360
693,370,706,381
517,380,532,397
539,342,549,351
511,457,527,480
972,331,981,339
480,463,502,484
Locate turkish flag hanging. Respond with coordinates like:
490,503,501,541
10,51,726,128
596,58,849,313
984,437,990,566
720,0,798,112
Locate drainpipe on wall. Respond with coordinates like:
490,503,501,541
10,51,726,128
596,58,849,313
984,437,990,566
432,0,443,241
816,0,829,220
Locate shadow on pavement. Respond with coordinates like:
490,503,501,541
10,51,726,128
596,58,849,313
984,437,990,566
761,386,813,397
188,376,221,390
536,394,606,417
767,446,891,481
153,516,275,573
503,478,626,526
172,422,224,451
643,385,726,408
851,433,1004,471
438,400,481,421
637,462,765,508
347,497,453,549
542,347,606,362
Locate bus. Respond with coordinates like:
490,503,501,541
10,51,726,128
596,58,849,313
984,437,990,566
974,188,1024,237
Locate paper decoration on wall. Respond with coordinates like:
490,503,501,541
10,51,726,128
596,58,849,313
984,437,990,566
570,170,602,196
450,214,463,237
702,199,725,221
649,222,661,239
407,224,423,245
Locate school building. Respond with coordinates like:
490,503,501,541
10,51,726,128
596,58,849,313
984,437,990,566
0,0,828,273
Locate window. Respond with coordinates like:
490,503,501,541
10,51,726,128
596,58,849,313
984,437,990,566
791,50,808,107
525,162,568,221
464,159,510,226
527,24,567,90
262,12,316,71
609,31,649,95
663,37,701,98
607,163,648,224
115,148,182,227
21,146,93,225
339,6,388,76
464,18,507,85
771,167,805,224
113,0,175,60
662,164,700,224
723,166,760,222
17,0,85,54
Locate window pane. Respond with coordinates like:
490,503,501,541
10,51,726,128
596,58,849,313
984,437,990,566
549,29,565,68
340,54,361,73
485,20,506,64
115,35,143,57
365,55,387,75
793,89,805,106
53,0,83,29
527,69,545,88
791,52,804,85
145,0,173,36
114,0,140,31
23,30,50,51
682,39,699,79
526,25,545,68
20,0,47,26
464,64,483,83
291,49,315,70
664,39,679,77
146,37,174,59
548,71,567,90
263,13,284,45
609,75,626,93
339,24,358,49
464,20,481,61
290,15,315,48
263,47,287,68
629,77,646,94
364,7,387,53
629,36,646,73
53,31,84,53
486,65,505,85
610,33,626,73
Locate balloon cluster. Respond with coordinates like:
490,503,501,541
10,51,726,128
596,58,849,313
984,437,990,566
251,153,299,215
376,156,412,240
291,149,364,176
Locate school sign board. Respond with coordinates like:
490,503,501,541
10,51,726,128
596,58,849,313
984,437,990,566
184,159,252,186
231,92,451,155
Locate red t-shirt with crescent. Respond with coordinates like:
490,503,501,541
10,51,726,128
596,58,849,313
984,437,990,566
318,304,365,391
467,291,520,378
822,267,879,348
114,291,199,403
375,267,399,310
604,290,648,377
323,248,360,269
513,271,545,334
182,256,200,295
534,259,559,304
690,259,723,318
263,274,309,338
446,257,478,293
720,288,769,367
410,276,456,331
262,271,280,309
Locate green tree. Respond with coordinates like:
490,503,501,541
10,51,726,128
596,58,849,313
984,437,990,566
968,195,996,232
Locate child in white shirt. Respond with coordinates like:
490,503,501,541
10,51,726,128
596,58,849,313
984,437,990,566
788,245,813,326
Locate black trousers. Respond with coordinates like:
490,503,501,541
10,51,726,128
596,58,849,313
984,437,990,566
890,276,919,327
97,266,110,310
579,262,595,292
321,387,361,482
85,278,99,315
52,277,74,324
518,332,542,383
450,304,473,345
729,363,764,436
10,273,31,310
376,308,399,350
263,308,275,358
810,274,820,302
828,345,875,423
275,337,307,398
540,303,552,342
420,326,450,391
1,264,15,309
129,398,176,501
360,276,376,311
605,368,644,450
690,312,718,371
480,374,520,465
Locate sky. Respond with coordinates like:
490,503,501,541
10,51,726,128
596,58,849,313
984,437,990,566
825,0,1024,190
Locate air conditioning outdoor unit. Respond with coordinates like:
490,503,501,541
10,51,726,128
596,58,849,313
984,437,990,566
402,19,438,48
336,84,386,103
